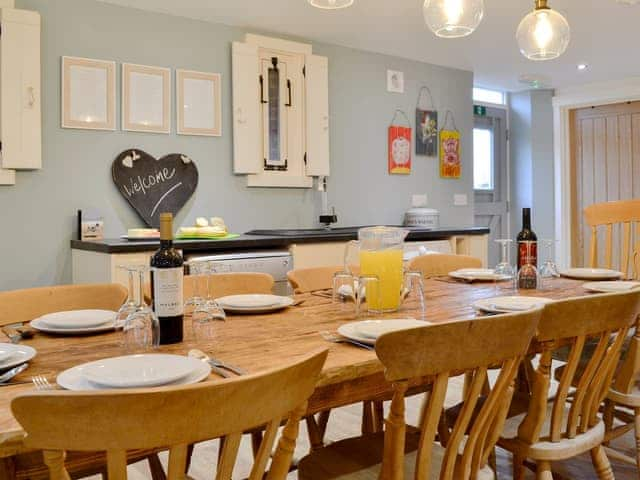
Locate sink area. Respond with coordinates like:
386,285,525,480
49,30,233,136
245,227,365,236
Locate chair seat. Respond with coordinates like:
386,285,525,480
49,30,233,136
499,402,605,461
298,431,495,480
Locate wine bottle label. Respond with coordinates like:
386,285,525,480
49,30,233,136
153,267,184,317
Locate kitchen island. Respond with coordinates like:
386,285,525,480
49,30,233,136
71,226,489,287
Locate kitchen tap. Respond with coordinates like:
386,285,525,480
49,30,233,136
317,176,337,229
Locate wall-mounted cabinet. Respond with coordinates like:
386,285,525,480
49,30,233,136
0,7,41,175
232,34,329,188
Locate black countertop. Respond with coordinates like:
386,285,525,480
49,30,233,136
71,226,490,254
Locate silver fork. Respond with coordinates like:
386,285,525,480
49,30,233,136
32,375,54,390
319,331,375,351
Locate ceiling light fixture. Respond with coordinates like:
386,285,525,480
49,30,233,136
577,63,588,71
307,0,354,9
423,0,484,38
516,0,570,61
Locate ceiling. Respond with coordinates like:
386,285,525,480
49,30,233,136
98,0,640,91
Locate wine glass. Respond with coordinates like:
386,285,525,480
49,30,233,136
517,241,541,291
191,261,226,341
494,239,516,278
184,261,207,318
115,265,142,328
401,271,426,320
123,266,160,351
539,239,560,278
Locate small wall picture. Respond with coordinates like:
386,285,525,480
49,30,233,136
388,125,412,174
122,63,171,134
61,57,116,130
416,109,438,156
387,70,404,93
440,129,461,179
176,69,222,136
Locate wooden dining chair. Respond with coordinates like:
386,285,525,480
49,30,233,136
407,253,482,278
498,290,640,480
584,199,640,279
0,283,127,327
287,265,360,293
297,308,542,480
11,349,328,480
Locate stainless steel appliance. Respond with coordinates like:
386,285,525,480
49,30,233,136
184,250,293,295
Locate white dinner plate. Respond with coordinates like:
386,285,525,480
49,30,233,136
0,343,36,370
583,281,640,293
560,268,623,280
216,294,294,313
37,310,116,329
338,319,428,345
82,354,201,388
449,269,512,282
57,356,211,391
473,296,554,314
31,317,116,335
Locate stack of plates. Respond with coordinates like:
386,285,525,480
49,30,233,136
57,354,211,391
473,296,553,314
30,310,117,335
0,343,36,370
449,268,512,282
559,268,623,280
337,319,427,345
216,294,294,314
583,281,640,293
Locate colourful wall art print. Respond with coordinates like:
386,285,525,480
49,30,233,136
388,125,412,174
416,109,437,156
439,130,461,179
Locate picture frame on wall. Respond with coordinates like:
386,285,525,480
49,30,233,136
176,69,222,136
122,63,171,134
61,56,116,130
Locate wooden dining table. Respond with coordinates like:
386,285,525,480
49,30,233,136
0,277,591,472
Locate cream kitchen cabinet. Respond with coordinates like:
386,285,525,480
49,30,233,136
0,7,41,172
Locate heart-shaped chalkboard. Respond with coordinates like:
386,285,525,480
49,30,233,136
112,149,198,227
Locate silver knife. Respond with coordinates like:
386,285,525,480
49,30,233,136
0,363,29,384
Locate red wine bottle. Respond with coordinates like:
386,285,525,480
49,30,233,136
517,208,538,269
150,213,184,344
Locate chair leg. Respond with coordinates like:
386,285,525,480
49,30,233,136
535,460,553,480
362,401,374,434
147,454,167,480
305,415,325,451
603,399,615,445
591,445,615,480
635,407,640,474
372,400,385,433
512,454,526,480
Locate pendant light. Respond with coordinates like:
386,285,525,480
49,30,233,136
516,0,570,61
423,0,484,38
308,0,354,9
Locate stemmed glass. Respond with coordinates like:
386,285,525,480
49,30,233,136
123,266,160,351
494,239,516,279
115,265,142,328
517,241,541,291
192,261,226,341
401,271,426,320
184,261,207,319
539,239,560,278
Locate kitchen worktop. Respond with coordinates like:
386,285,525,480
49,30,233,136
70,226,490,254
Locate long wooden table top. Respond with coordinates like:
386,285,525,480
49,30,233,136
0,277,589,456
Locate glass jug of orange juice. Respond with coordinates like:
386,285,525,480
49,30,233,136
345,226,409,312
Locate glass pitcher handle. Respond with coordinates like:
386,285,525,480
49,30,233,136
344,240,359,274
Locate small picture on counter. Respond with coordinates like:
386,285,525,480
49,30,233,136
122,63,171,134
61,57,116,130
416,109,437,156
177,69,222,137
388,125,412,175
439,129,461,179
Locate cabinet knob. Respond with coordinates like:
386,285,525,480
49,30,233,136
236,108,246,124
26,87,36,108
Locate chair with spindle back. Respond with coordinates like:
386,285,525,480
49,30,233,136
498,291,640,480
11,349,328,480
287,266,360,294
407,253,483,278
297,308,542,480
584,199,640,279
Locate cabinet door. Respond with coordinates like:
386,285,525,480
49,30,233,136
0,8,41,170
304,54,330,177
232,41,261,174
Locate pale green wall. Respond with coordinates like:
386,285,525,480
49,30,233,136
1,0,474,290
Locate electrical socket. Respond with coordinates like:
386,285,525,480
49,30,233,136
453,194,468,206
411,194,428,207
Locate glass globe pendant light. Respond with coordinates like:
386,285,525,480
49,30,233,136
423,0,484,38
308,0,354,9
516,0,570,61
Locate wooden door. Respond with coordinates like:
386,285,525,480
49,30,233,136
570,101,640,268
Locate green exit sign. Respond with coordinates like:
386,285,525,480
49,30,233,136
474,105,487,116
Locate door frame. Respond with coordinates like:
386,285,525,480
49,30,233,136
553,78,640,269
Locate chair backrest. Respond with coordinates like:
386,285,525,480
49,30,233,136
374,309,542,480
407,253,482,278
186,272,274,298
0,284,127,327
12,349,328,480
584,199,640,278
516,291,640,446
286,266,360,293
634,241,640,280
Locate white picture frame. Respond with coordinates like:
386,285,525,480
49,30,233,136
176,69,222,136
387,69,405,94
61,56,116,130
122,63,171,134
